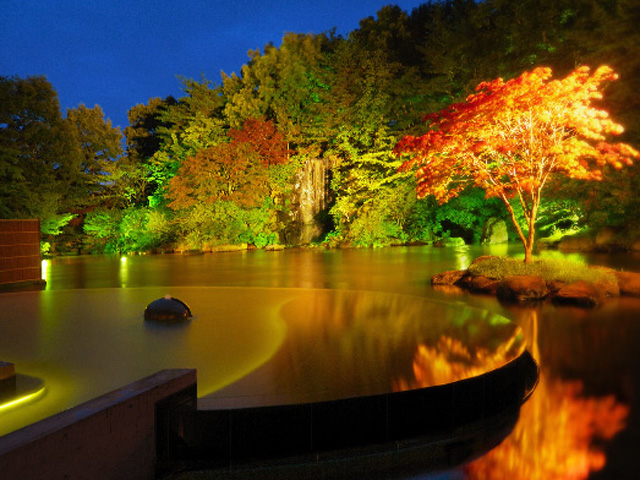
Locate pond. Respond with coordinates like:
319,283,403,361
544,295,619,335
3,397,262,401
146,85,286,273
2,245,640,479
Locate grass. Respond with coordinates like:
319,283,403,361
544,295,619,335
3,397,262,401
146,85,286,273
467,256,617,284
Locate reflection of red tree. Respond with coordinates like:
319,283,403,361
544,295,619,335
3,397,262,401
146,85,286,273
464,373,629,480
393,335,522,390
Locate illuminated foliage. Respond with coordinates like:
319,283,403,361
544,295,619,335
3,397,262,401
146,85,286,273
167,118,289,209
229,117,289,166
396,65,639,262
167,141,266,209
65,104,123,197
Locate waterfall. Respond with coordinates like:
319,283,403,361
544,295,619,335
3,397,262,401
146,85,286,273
286,158,331,245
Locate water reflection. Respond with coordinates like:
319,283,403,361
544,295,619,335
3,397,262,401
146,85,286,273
199,290,526,408
463,307,631,480
394,332,523,393
9,247,640,478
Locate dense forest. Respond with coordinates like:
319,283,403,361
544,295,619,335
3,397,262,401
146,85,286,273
1,0,639,254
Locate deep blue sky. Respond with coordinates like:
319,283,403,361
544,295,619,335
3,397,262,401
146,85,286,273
2,0,426,129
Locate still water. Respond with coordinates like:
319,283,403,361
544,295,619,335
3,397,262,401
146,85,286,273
2,245,640,479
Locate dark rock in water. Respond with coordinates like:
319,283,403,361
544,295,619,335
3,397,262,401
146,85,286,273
466,275,501,294
497,275,549,303
614,271,640,297
431,269,466,286
144,296,192,323
552,280,603,308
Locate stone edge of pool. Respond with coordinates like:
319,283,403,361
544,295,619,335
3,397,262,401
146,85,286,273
0,350,538,480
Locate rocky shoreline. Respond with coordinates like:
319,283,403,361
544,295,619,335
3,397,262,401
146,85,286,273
432,256,640,308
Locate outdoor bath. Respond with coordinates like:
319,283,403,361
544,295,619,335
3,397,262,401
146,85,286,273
2,246,638,479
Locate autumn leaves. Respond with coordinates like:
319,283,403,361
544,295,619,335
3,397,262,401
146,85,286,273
395,65,640,262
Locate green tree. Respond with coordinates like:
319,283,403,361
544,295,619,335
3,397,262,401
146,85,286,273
65,104,123,202
0,75,83,225
120,96,177,206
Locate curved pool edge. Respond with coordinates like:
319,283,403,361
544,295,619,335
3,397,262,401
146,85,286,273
159,349,539,476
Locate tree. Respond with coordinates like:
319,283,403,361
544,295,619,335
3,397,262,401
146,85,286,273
65,104,123,200
0,75,83,222
395,65,639,262
121,96,177,206
167,118,289,210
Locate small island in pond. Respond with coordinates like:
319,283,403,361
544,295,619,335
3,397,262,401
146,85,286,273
433,256,640,308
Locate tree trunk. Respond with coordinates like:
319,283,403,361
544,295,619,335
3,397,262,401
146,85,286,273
523,240,533,263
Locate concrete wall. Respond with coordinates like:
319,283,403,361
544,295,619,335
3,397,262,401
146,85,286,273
0,369,197,480
0,219,42,288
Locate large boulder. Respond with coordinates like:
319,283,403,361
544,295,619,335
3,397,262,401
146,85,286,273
465,275,501,295
614,271,640,297
552,280,604,308
481,218,508,245
497,275,549,303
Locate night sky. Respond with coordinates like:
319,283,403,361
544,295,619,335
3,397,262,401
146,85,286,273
2,0,426,129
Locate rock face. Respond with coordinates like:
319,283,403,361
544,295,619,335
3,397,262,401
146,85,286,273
465,275,501,294
286,157,331,245
497,275,549,303
144,296,192,323
481,218,508,245
552,281,604,308
614,271,640,296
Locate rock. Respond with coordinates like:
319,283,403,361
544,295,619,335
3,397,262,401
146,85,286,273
431,270,466,286
466,275,501,294
481,218,508,245
434,237,466,247
546,280,566,294
497,275,549,303
552,281,604,308
265,244,285,251
144,295,192,323
614,271,640,297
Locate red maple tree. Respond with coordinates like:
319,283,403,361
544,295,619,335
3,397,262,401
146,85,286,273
167,118,290,210
395,65,639,262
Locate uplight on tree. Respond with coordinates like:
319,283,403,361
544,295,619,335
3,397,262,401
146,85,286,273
395,65,639,262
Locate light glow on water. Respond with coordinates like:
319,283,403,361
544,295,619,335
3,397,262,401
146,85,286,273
0,285,522,435
41,259,49,281
0,386,46,413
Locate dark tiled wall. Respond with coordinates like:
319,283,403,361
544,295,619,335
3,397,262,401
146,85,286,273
0,219,41,286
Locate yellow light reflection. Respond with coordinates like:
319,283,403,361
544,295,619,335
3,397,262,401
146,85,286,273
119,255,128,287
0,387,46,413
41,259,49,281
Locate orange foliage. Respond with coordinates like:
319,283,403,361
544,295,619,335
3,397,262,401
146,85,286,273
167,118,289,209
464,374,629,480
229,117,289,166
393,335,523,391
395,65,639,262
